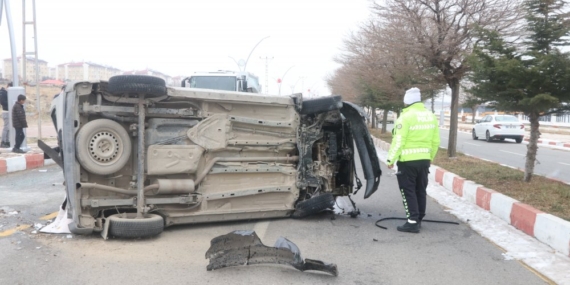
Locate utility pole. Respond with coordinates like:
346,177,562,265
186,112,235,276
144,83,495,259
260,56,273,94
22,0,41,139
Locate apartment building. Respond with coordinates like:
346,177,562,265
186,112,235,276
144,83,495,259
3,57,50,83
56,62,122,82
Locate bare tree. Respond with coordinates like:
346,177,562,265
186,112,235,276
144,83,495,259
330,16,446,134
371,0,523,157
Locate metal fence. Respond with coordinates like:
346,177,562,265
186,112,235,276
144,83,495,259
557,113,570,123
521,113,570,123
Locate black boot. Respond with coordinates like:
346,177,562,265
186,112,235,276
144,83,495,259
397,221,420,233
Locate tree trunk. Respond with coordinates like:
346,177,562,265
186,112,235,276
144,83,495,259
381,109,388,134
471,105,477,124
431,94,435,113
524,112,540,182
371,107,377,129
447,79,460,157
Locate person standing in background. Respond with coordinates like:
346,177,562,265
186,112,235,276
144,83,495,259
0,82,13,148
11,94,28,153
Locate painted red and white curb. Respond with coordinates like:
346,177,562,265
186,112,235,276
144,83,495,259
0,153,55,175
372,136,570,258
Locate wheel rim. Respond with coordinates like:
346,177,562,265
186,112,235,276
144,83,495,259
88,130,122,165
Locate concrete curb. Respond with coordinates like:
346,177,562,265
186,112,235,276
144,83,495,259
372,136,570,258
443,126,570,150
0,153,50,175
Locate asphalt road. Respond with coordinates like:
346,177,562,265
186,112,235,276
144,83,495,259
380,123,570,183
447,129,570,183
0,163,548,284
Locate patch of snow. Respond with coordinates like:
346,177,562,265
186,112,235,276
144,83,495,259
375,145,570,284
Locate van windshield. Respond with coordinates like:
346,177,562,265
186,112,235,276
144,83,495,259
189,76,236,91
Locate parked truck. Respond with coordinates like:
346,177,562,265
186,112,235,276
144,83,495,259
181,70,261,93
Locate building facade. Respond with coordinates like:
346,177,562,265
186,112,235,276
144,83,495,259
56,62,122,82
3,57,50,83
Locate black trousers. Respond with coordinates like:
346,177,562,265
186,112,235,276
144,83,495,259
396,160,430,222
15,128,25,149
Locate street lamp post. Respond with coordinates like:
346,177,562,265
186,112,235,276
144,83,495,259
1,0,20,86
2,0,28,150
229,36,270,72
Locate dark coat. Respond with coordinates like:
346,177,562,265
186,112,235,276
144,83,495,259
0,88,7,111
12,102,27,128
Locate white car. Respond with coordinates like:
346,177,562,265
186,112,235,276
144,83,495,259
472,115,525,143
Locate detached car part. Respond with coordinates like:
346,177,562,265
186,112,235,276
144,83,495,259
206,230,338,276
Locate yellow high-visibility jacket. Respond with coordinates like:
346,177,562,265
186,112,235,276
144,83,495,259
387,103,440,165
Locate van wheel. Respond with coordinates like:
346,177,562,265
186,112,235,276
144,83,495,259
108,75,166,98
108,213,164,238
291,193,335,218
76,119,132,175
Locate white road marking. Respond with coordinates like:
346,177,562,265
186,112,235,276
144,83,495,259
464,142,479,146
252,221,270,239
500,150,525,157
558,162,570,166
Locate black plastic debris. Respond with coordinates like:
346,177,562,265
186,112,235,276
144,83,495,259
205,230,338,276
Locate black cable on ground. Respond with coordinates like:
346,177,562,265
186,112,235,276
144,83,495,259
375,217,459,230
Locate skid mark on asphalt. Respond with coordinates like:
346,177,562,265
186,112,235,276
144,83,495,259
0,224,31,237
40,211,59,220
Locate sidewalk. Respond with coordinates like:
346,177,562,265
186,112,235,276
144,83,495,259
372,136,570,260
0,142,56,175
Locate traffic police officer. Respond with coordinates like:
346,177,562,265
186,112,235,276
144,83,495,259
387,87,440,233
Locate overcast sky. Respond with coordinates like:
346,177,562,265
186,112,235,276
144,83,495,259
1,0,372,95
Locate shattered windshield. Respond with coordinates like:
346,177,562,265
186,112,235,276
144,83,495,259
189,76,237,91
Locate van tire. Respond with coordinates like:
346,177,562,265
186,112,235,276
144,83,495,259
76,119,132,175
291,193,335,218
108,213,164,238
108,75,167,98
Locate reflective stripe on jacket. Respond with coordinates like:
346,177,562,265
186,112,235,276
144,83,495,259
387,103,440,164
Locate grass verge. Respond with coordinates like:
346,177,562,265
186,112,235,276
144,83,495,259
369,128,570,221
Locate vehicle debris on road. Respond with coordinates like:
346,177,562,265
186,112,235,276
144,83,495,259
206,230,338,276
